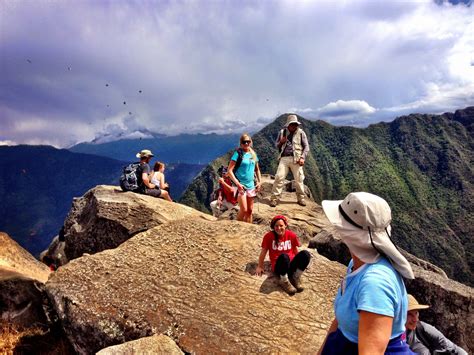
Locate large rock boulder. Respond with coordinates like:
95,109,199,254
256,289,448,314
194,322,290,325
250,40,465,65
0,232,51,329
39,180,473,353
49,185,215,263
405,269,473,352
96,334,183,354
45,218,344,354
0,232,50,283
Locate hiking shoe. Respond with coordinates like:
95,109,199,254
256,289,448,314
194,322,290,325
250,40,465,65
297,199,307,207
279,277,297,295
290,275,304,292
270,199,278,207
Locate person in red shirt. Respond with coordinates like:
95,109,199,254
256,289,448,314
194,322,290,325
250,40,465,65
256,215,311,295
210,166,239,217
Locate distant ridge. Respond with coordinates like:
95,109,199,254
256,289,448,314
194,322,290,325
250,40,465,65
69,132,241,164
0,146,203,256
181,107,474,286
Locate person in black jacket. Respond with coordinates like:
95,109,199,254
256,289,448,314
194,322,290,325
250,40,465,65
405,294,467,355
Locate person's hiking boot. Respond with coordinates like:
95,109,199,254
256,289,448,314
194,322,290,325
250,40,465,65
290,274,304,292
297,199,307,207
270,199,278,207
279,276,297,295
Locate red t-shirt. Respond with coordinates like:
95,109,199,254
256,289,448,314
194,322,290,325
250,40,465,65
220,177,238,205
261,230,301,271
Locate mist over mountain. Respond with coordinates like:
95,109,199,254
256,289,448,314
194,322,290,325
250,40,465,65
70,133,242,164
181,107,474,286
0,146,203,256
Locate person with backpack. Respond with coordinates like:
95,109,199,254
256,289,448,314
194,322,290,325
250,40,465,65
210,166,238,217
227,133,262,223
255,215,311,295
270,114,310,207
120,149,162,198
150,161,172,201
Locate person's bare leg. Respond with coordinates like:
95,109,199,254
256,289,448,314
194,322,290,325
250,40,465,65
246,196,254,223
237,194,247,221
160,190,173,202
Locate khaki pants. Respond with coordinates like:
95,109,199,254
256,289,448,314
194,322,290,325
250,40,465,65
271,156,306,201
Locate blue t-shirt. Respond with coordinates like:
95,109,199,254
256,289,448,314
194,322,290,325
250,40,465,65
334,257,408,343
231,150,258,189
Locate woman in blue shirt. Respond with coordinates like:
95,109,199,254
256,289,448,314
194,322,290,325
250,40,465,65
319,192,415,355
227,133,262,223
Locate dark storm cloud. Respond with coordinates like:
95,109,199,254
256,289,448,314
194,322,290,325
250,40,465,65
0,0,472,146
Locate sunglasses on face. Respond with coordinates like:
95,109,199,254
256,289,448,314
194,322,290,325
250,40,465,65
241,140,251,144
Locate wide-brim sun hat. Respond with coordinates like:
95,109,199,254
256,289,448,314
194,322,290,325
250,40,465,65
285,114,301,127
322,192,414,279
136,149,154,158
407,294,429,311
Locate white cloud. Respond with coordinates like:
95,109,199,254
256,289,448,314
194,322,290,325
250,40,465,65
318,100,376,117
0,140,17,146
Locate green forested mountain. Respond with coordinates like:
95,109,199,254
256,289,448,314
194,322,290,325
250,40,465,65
0,146,203,256
180,107,474,286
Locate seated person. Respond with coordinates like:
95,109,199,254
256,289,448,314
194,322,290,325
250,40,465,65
255,215,311,295
131,150,161,198
210,166,238,217
406,294,467,355
150,161,172,202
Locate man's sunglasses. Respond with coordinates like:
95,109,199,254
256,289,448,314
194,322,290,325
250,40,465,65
241,140,251,144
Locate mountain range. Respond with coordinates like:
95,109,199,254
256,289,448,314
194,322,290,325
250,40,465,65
70,132,241,164
0,145,204,257
181,107,474,286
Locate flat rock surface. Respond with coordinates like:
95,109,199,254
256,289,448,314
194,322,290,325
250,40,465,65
62,185,215,261
46,217,345,354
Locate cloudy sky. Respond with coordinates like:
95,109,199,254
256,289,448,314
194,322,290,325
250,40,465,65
1,0,473,147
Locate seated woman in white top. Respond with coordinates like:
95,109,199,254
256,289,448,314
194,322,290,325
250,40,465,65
150,162,172,202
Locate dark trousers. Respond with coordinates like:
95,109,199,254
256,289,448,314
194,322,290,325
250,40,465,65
274,250,311,276
322,329,416,355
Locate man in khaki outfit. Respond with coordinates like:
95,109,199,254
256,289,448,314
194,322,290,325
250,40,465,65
270,114,309,207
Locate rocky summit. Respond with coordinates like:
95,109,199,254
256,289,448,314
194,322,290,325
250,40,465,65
2,179,473,354
46,218,343,354
181,107,474,286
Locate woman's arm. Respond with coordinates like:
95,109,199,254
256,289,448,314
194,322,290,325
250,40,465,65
317,318,338,355
255,248,268,276
219,177,233,193
227,160,244,193
358,311,392,354
255,163,262,191
159,172,168,188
